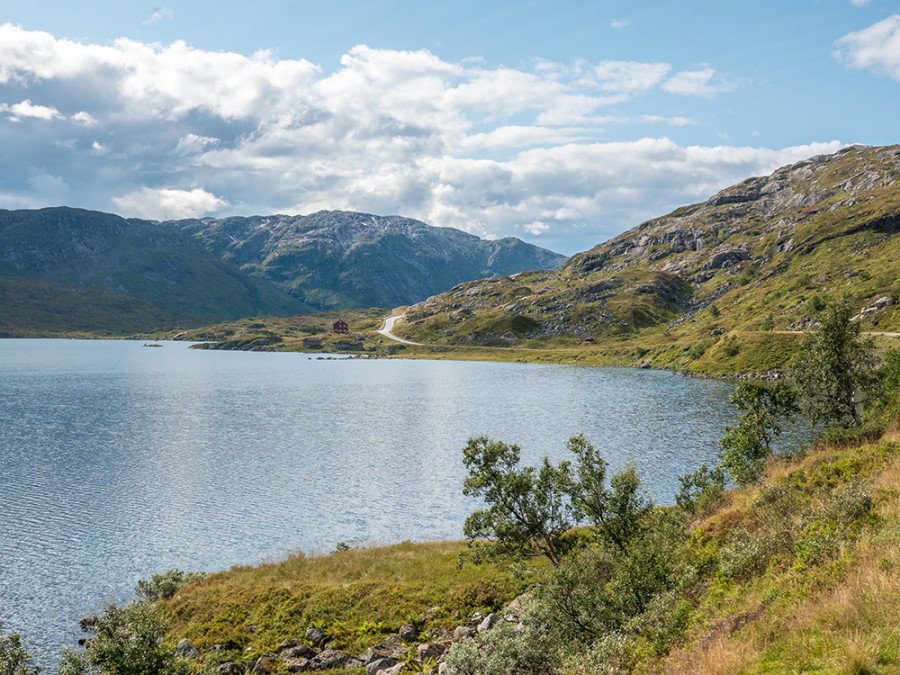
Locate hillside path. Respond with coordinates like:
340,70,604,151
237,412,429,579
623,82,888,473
378,314,422,345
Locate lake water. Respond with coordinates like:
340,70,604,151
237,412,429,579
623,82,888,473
0,339,739,662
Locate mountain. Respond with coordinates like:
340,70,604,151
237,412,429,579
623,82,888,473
0,207,312,335
164,211,568,311
398,144,900,361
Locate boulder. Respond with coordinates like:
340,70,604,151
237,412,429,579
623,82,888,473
377,663,407,675
477,613,501,633
398,623,418,642
367,657,398,675
416,642,448,661
281,644,316,660
375,635,406,658
304,627,331,648
174,639,201,660
281,658,310,673
309,649,355,671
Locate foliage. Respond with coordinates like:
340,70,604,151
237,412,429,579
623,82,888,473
462,436,575,566
0,624,39,675
717,380,799,485
59,603,188,675
135,569,206,602
675,463,726,515
462,435,654,565
790,303,878,427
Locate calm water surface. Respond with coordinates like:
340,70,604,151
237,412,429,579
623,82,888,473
0,339,739,661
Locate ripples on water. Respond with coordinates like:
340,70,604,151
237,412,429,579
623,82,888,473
0,339,739,662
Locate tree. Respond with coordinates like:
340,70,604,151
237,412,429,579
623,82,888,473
790,303,877,427
718,380,798,486
462,436,574,566
566,435,652,553
461,434,654,565
0,624,39,675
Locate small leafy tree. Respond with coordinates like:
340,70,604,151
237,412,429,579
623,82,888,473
0,624,39,675
790,303,878,427
462,434,654,565
462,436,574,566
567,435,652,553
718,380,798,486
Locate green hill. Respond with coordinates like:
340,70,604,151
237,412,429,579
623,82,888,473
0,207,314,335
393,144,900,372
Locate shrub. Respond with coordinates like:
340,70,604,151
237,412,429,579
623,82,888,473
675,464,726,515
135,569,206,602
0,623,39,675
58,602,188,675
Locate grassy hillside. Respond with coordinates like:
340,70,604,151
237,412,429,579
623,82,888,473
0,207,313,335
384,145,900,375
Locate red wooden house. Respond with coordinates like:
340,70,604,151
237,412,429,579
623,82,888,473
332,320,349,334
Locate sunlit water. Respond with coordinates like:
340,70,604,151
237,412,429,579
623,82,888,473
0,339,742,662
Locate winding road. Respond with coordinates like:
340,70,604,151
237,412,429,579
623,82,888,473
377,314,422,345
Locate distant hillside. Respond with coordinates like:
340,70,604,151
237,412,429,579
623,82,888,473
399,144,900,363
0,207,311,335
165,211,568,311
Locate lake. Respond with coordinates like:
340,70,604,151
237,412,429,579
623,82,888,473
0,339,739,661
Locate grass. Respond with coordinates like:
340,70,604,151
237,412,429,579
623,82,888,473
160,540,529,663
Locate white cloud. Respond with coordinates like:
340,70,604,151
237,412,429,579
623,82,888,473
662,67,733,97
835,15,900,81
0,99,63,120
112,187,228,220
1,24,846,255
144,7,175,25
175,133,220,154
72,111,97,126
610,19,630,29
851,0,871,6
524,221,550,235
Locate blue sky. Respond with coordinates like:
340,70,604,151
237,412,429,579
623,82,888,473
0,1,897,254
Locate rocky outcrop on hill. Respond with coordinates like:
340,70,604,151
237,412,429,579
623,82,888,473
399,144,900,344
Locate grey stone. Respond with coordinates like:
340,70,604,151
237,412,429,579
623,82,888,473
367,657,398,675
174,639,201,660
398,623,418,642
304,627,330,648
477,613,501,633
281,644,316,660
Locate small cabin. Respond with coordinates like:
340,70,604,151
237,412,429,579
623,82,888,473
332,320,349,334
302,336,323,349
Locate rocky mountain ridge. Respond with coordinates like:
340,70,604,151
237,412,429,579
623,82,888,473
165,211,568,311
400,144,900,348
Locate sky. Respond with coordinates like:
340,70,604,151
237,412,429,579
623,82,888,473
0,1,898,254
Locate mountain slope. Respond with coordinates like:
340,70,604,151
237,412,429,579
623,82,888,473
398,144,900,361
166,211,568,311
0,207,312,334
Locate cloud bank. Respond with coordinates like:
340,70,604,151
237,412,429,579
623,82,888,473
0,23,844,252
